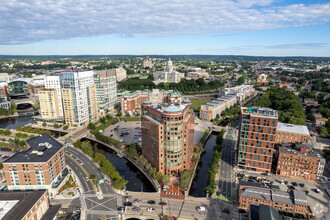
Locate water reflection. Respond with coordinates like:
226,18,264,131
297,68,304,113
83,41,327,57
189,135,216,197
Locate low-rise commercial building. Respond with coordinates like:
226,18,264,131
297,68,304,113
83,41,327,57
120,89,182,114
0,82,8,98
0,98,11,109
0,190,50,220
141,100,194,176
275,122,310,144
257,74,269,86
249,204,280,220
219,85,255,103
276,142,325,181
186,71,209,79
3,134,66,193
200,85,255,121
29,80,45,95
239,181,310,217
8,78,31,98
199,94,237,121
143,58,153,68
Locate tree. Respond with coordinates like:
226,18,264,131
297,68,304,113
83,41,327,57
81,141,93,157
93,152,106,164
42,122,47,127
33,101,40,110
63,125,69,130
100,117,106,124
53,123,60,128
320,127,328,136
125,112,130,117
180,170,192,189
88,122,96,130
147,74,154,81
135,111,140,116
162,175,170,186
116,112,122,117
9,102,17,115
89,174,96,179
105,114,112,120
4,130,11,135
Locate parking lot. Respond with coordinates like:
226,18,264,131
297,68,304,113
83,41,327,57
103,121,142,146
236,170,330,219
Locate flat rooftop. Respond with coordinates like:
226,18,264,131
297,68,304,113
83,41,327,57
241,107,278,118
277,122,310,136
279,143,323,159
4,133,63,163
0,190,46,220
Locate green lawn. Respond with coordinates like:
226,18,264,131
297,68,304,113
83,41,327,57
0,142,9,148
190,99,211,111
216,193,233,202
120,117,141,121
95,118,119,132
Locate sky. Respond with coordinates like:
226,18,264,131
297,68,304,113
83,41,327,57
0,0,330,56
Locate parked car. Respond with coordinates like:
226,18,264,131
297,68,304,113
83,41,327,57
159,202,167,206
132,206,141,211
222,208,230,213
299,183,305,187
292,182,297,186
117,206,124,211
146,207,155,212
315,189,321,193
85,177,89,182
133,198,141,203
196,206,206,211
147,200,156,204
124,202,132,206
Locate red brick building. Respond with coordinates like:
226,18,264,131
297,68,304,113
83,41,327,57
120,89,182,114
276,143,323,181
3,134,66,193
275,122,310,144
141,99,194,176
238,181,310,217
237,107,278,173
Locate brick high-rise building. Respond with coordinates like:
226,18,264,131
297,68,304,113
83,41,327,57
237,107,278,173
141,99,194,176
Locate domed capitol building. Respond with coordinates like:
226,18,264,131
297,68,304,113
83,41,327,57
153,59,185,84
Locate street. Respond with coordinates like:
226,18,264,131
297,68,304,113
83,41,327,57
218,127,237,199
64,147,119,220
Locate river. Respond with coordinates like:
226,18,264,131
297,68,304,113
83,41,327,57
189,134,216,197
94,143,156,192
0,117,33,129
0,117,156,193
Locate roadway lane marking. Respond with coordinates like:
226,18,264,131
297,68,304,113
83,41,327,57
65,153,98,193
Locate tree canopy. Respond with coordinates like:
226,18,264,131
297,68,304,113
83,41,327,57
254,87,306,125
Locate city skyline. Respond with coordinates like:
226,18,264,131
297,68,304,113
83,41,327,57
1,0,330,56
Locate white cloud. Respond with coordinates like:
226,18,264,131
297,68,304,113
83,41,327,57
0,0,329,45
